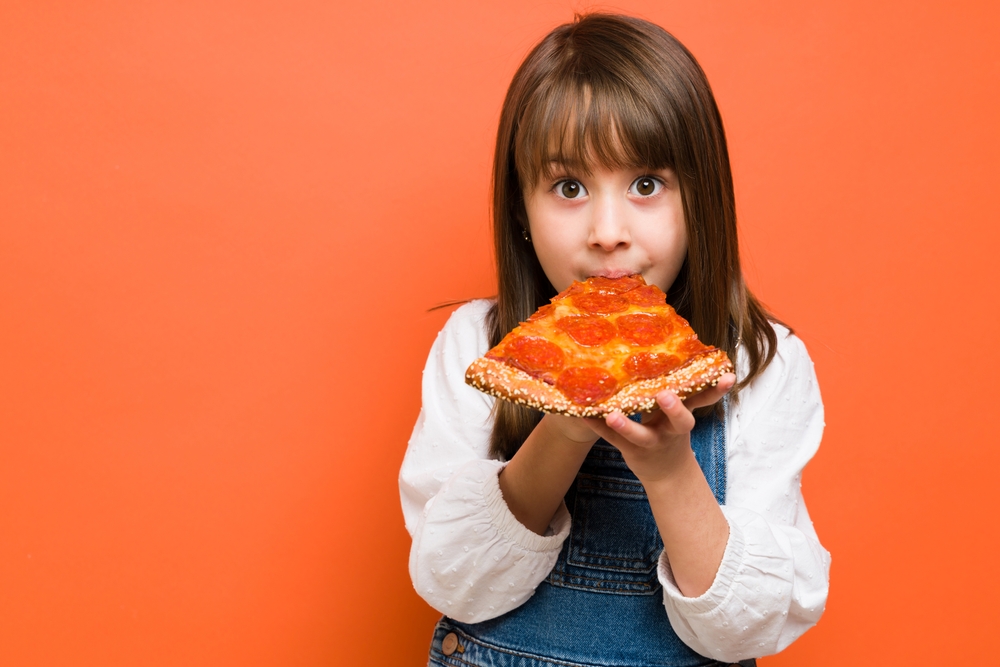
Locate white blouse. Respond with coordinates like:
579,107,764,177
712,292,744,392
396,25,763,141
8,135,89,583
399,300,830,662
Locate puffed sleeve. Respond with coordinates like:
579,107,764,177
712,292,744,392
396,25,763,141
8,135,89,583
399,301,571,623
657,326,831,661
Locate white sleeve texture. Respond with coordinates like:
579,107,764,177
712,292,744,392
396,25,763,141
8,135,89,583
399,301,571,623
658,326,831,661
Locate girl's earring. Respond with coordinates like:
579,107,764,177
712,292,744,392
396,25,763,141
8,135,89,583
522,228,532,243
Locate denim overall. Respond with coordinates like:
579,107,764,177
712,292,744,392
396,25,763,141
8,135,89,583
428,412,757,667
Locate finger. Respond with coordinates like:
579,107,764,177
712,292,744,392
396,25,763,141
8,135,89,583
657,390,696,432
590,412,659,448
683,372,736,411
639,409,663,427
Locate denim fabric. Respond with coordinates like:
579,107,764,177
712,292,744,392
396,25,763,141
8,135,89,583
428,412,749,667
429,619,757,667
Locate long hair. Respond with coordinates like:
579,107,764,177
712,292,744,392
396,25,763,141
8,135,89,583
488,13,780,460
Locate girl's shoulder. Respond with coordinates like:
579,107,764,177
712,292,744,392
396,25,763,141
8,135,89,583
769,322,815,374
431,298,495,364
444,298,493,329
736,322,821,410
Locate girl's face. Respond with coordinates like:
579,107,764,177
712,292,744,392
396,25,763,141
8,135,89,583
523,164,687,294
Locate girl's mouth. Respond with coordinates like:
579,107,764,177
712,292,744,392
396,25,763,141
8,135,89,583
591,269,641,280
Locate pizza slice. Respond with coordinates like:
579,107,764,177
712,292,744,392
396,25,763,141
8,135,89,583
465,275,733,417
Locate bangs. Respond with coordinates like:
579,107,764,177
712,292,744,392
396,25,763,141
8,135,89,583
514,74,676,187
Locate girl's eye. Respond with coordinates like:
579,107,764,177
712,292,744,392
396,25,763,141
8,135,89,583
631,176,662,197
556,180,587,199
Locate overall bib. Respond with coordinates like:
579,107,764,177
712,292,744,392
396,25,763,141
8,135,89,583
427,413,757,667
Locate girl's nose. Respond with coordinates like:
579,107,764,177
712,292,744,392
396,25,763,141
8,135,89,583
587,197,631,251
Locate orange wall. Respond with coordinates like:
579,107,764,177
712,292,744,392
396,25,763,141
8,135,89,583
2,1,998,665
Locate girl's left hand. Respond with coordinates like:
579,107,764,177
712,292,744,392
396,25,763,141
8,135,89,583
585,373,736,484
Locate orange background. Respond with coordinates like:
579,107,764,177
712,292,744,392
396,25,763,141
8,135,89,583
2,1,998,665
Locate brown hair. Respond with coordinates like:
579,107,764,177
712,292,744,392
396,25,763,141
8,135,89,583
487,13,781,460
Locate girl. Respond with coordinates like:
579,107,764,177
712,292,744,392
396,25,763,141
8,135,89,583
400,13,829,667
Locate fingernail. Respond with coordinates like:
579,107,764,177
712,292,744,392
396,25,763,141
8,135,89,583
609,413,625,428
660,392,676,408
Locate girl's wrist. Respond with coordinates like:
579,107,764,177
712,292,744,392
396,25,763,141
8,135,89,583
633,444,701,494
540,413,600,448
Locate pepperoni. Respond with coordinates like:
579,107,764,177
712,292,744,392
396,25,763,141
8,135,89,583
587,275,644,294
503,336,565,375
624,285,666,306
556,316,616,346
624,352,684,380
571,293,629,314
556,366,618,405
677,335,710,355
553,282,586,300
616,313,672,346
527,303,555,322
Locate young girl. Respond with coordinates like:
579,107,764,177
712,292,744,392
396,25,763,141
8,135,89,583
400,13,829,667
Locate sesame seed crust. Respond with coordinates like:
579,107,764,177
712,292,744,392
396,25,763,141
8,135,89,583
465,349,733,418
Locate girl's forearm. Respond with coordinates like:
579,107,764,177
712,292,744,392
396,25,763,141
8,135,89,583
498,416,596,535
643,449,730,598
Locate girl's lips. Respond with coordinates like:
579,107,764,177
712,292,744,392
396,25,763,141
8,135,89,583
591,269,641,279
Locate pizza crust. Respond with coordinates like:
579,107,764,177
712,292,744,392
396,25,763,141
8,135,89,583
466,348,733,418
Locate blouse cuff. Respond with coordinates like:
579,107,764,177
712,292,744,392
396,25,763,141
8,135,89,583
657,514,746,614
483,463,571,553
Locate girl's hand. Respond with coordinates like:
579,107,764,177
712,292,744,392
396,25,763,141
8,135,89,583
585,373,736,484
586,373,736,597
